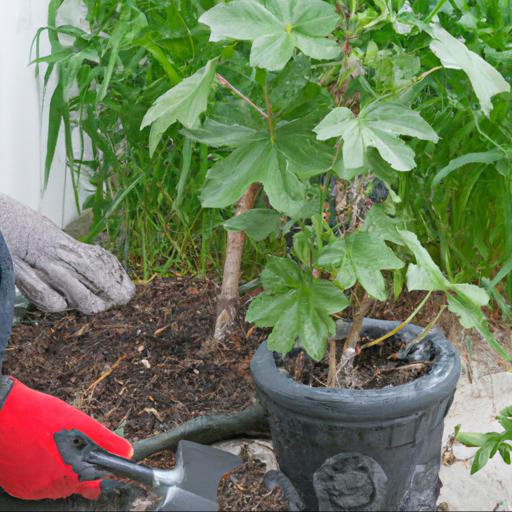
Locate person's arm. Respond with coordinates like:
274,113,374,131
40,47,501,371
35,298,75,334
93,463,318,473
0,193,135,314
0,228,134,502
0,231,14,369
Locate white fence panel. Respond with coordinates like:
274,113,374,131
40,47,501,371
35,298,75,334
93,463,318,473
0,0,86,228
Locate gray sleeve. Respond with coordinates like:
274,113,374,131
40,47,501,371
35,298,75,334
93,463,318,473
0,230,15,371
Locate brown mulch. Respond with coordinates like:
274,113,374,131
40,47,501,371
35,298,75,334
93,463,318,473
4,278,509,510
218,456,287,511
5,277,286,511
6,277,260,440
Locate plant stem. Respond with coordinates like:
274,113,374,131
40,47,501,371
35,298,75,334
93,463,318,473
215,73,269,120
213,183,261,342
211,83,273,342
360,291,432,350
294,350,305,382
327,338,338,387
338,291,373,373
264,87,276,144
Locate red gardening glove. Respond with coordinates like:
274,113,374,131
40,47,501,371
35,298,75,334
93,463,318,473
0,377,133,501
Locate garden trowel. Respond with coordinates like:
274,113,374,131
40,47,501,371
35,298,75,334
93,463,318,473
54,429,241,511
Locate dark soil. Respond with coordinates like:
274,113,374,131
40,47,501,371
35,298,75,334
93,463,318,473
5,278,496,509
5,277,286,511
218,454,287,511
281,334,431,389
6,277,260,441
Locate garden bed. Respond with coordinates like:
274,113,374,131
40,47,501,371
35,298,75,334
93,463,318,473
4,277,509,510
5,277,287,510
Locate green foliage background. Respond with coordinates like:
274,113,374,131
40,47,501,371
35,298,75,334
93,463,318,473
37,0,280,279
38,0,512,318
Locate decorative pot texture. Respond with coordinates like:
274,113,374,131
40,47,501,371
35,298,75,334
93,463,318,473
250,319,461,511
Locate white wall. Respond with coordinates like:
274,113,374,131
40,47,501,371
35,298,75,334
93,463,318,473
0,0,84,227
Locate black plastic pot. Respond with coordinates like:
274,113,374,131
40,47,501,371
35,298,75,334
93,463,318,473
250,319,460,511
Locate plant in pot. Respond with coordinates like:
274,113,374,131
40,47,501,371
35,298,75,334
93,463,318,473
139,0,511,509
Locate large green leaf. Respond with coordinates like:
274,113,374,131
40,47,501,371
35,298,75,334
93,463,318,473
362,205,404,246
246,257,349,360
223,208,281,241
262,255,303,290
275,119,333,178
197,120,331,217
429,24,510,116
199,0,339,71
314,102,439,172
347,232,404,300
399,230,449,291
141,59,218,155
399,231,512,363
183,119,259,147
319,231,404,300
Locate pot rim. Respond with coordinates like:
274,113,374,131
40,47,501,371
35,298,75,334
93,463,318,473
250,318,461,422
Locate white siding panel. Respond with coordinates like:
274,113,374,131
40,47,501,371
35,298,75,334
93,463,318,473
0,0,84,227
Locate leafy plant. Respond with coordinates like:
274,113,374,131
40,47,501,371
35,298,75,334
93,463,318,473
199,0,340,71
396,0,512,305
140,0,511,376
456,405,512,474
39,0,512,373
35,0,279,279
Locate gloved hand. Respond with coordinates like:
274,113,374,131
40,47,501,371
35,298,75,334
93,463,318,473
0,193,135,315
0,377,133,501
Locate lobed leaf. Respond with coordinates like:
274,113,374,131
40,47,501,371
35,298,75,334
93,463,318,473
319,232,404,300
200,122,331,217
199,0,339,71
429,24,510,116
141,59,218,155
247,257,349,360
314,102,438,172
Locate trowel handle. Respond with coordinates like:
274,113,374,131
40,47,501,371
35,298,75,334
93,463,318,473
54,429,155,487
86,449,155,487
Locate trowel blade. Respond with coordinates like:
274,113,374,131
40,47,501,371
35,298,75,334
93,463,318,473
158,487,218,512
168,441,241,509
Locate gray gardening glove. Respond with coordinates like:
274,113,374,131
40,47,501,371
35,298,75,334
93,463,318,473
0,193,135,314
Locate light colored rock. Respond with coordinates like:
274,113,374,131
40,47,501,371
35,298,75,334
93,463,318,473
439,372,512,511
0,193,135,314
213,438,278,471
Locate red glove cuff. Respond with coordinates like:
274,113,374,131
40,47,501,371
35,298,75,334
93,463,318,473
0,377,133,501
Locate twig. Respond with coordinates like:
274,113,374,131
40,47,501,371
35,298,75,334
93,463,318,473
153,323,172,336
86,354,127,394
380,361,433,373
215,73,269,119
294,351,305,383
327,339,338,387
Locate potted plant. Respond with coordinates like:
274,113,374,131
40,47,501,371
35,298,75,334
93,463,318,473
140,0,511,509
